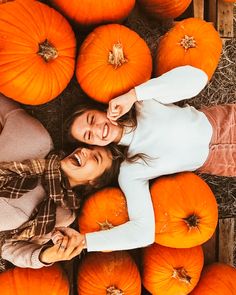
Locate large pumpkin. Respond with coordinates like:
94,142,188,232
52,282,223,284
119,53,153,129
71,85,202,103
150,172,218,248
50,0,135,26
77,251,141,295
138,0,192,19
0,1,76,105
156,18,222,80
0,264,69,294
190,263,236,294
78,187,129,233
76,24,152,104
143,243,204,295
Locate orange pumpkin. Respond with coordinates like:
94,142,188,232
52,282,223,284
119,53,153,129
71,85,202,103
150,172,218,248
143,243,204,295
78,187,129,233
0,264,69,294
191,263,236,294
76,24,152,104
223,0,235,2
77,251,141,295
0,1,76,105
138,0,192,19
50,0,135,26
0,0,33,3
156,18,222,80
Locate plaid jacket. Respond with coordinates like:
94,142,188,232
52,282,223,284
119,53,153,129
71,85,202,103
0,153,81,241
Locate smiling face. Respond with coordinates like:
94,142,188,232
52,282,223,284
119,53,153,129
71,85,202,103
60,146,112,187
70,110,123,146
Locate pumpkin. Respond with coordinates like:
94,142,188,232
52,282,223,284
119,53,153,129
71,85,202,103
0,0,33,3
156,18,222,80
150,172,218,248
76,24,152,104
143,243,204,295
223,0,235,2
50,0,135,26
77,251,141,295
78,187,129,233
0,1,76,105
138,0,192,19
0,264,69,294
190,263,236,294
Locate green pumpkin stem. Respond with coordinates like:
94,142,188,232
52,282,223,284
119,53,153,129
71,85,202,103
106,286,124,295
108,42,127,69
38,39,58,62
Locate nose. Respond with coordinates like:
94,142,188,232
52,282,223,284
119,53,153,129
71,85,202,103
81,148,90,158
91,122,103,139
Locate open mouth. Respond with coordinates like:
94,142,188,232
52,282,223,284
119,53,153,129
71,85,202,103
102,123,109,139
70,152,82,167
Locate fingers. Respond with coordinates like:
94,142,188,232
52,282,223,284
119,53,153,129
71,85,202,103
58,236,69,254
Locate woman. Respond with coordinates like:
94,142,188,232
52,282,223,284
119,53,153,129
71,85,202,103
65,65,236,252
0,94,121,269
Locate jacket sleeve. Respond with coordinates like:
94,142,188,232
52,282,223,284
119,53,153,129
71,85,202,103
1,240,51,269
85,166,155,251
134,66,208,103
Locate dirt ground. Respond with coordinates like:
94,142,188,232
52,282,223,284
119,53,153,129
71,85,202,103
20,1,236,292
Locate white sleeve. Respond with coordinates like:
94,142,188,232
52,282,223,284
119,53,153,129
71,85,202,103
134,66,208,104
85,171,155,251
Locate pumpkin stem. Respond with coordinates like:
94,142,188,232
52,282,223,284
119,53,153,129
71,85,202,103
172,267,191,284
106,286,124,295
38,39,58,62
97,220,114,230
108,42,127,69
180,35,197,51
184,214,199,228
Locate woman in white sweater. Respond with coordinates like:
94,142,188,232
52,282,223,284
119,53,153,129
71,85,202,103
65,65,236,252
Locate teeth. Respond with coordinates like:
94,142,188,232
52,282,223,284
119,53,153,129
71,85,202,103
103,124,108,138
74,154,81,166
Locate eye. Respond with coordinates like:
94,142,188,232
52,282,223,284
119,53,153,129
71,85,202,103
90,115,94,125
94,154,99,163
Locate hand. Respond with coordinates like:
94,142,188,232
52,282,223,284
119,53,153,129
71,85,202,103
107,89,137,123
40,228,86,264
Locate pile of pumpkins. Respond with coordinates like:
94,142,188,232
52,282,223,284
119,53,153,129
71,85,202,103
0,1,235,295
0,0,223,105
75,172,235,294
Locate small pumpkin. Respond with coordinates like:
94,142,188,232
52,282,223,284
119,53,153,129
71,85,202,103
190,263,236,294
76,24,152,104
138,0,192,19
50,0,135,26
143,243,204,295
0,1,76,105
150,172,218,248
77,251,141,295
0,264,69,294
78,187,129,233
156,18,222,80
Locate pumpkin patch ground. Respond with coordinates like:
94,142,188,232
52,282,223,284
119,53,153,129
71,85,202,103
2,0,235,294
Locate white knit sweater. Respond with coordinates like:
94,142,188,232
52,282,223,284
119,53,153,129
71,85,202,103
86,66,212,251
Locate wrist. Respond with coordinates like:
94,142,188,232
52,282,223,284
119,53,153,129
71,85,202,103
81,234,87,249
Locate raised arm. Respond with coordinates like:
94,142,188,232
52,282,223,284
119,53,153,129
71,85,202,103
135,65,208,103
84,170,155,251
107,66,208,122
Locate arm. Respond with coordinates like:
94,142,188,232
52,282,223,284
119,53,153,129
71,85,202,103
1,240,50,269
1,231,84,268
85,171,155,251
0,93,20,127
107,66,208,121
135,66,208,103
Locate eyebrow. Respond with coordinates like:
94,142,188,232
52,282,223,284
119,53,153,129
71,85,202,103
98,151,103,165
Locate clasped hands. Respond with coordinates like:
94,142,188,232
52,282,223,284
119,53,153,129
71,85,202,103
39,227,86,264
